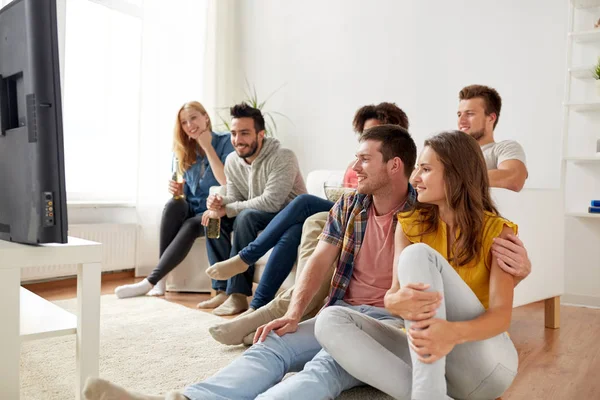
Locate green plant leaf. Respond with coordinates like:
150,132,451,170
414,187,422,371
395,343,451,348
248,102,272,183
270,110,293,124
258,83,287,110
216,114,231,131
217,79,291,136
266,112,278,133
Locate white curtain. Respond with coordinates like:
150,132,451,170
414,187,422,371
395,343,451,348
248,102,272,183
202,0,244,115
135,0,242,275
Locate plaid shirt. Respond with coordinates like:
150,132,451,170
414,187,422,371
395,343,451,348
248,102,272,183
319,185,416,307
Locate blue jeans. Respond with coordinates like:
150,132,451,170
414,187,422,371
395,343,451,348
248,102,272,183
183,301,401,400
238,194,334,309
206,209,278,296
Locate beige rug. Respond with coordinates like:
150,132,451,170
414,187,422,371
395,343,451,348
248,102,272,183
20,295,391,400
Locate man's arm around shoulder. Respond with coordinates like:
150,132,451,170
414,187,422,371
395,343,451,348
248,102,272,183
488,160,527,192
488,141,528,192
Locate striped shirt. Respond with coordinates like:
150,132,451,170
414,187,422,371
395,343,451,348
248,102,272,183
319,185,416,306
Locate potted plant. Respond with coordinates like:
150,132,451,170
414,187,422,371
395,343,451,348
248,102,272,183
594,57,600,96
216,80,290,137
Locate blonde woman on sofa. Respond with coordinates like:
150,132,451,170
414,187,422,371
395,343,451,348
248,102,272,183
115,101,234,299
316,131,519,399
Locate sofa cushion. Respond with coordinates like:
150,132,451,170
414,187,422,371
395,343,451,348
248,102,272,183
253,248,297,292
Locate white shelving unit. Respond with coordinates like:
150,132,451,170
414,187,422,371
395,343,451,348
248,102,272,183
563,156,600,162
571,0,600,9
563,1,600,217
569,29,600,43
566,211,600,217
564,102,600,112
561,1,600,309
569,65,596,79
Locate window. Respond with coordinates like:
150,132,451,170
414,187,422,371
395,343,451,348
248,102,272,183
63,0,142,202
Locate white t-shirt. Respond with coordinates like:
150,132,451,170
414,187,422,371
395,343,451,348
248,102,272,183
481,140,527,170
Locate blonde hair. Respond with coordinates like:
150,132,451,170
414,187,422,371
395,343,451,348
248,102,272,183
173,101,213,173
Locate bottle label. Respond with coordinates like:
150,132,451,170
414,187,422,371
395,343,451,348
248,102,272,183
207,218,220,239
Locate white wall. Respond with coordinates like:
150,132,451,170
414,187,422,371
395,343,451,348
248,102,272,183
238,0,568,306
238,0,565,189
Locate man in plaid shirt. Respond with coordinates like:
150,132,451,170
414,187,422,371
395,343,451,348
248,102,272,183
180,124,428,399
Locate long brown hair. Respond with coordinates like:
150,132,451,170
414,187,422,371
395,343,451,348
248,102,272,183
411,130,499,266
173,101,212,173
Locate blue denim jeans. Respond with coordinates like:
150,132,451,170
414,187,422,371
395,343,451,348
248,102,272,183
238,194,334,309
182,301,401,400
206,209,277,296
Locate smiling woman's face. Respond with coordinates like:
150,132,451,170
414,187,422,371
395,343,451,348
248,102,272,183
412,146,446,205
179,108,208,140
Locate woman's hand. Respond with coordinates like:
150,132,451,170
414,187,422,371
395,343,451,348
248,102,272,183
384,283,443,321
168,179,184,196
201,210,212,226
408,318,458,363
197,129,213,150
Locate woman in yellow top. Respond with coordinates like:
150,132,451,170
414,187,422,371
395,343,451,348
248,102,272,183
316,130,518,400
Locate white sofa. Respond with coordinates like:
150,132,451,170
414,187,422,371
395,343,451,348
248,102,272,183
166,170,337,293
167,171,562,328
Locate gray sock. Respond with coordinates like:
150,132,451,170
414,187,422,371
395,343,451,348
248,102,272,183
212,293,248,316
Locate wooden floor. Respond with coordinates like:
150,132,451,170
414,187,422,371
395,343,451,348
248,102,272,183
24,272,600,400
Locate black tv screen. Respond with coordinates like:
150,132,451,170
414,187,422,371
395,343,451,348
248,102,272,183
0,0,67,244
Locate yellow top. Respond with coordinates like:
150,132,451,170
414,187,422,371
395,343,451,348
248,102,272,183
397,210,518,309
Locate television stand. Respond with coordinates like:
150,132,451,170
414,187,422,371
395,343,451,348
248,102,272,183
0,237,102,400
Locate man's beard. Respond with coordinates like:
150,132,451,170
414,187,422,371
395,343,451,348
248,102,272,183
236,140,259,159
357,175,386,195
468,130,485,141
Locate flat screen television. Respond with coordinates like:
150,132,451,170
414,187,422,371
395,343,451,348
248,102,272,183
0,0,67,244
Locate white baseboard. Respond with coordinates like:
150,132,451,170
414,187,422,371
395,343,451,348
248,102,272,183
562,294,600,309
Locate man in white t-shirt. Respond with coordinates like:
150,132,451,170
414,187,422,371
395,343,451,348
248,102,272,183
457,84,528,192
